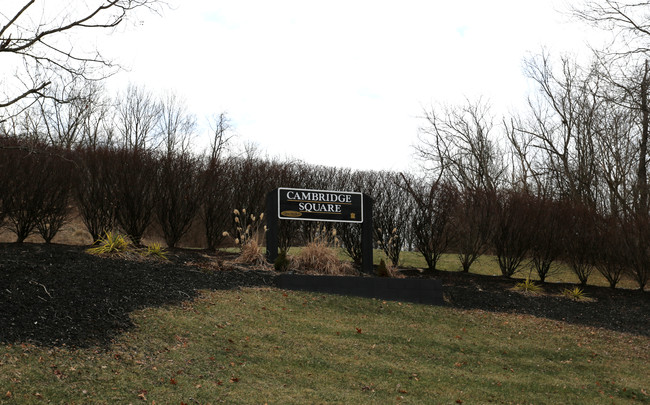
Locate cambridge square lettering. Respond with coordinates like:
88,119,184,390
278,187,363,223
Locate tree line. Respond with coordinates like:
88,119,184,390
0,126,648,290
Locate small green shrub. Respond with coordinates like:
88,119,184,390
562,287,588,300
143,242,168,260
86,231,132,255
513,278,543,293
376,258,389,277
274,250,290,272
376,258,400,277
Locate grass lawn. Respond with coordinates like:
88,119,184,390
242,246,643,290
1,288,647,404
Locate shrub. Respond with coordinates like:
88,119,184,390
529,197,567,282
291,241,355,275
376,227,403,268
227,208,269,267
86,231,132,255
563,201,598,286
201,157,234,250
493,190,536,278
227,209,266,249
274,250,290,272
36,153,74,243
376,258,400,278
111,148,158,246
373,171,410,266
235,239,268,267
594,215,627,289
404,179,459,271
2,143,72,243
336,222,364,265
0,140,72,244
513,278,543,293
74,147,116,243
291,228,356,275
143,242,168,260
453,188,495,273
621,214,650,291
562,287,588,301
155,152,202,248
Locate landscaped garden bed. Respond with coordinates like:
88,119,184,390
1,243,647,348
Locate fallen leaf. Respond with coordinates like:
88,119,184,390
356,328,362,334
170,378,177,385
5,391,11,399
230,377,239,383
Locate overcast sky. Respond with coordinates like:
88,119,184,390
102,0,602,172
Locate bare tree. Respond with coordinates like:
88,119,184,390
572,1,650,290
492,190,536,278
401,175,458,271
115,84,160,151
79,84,115,148
416,98,506,192
516,52,602,205
453,188,496,273
0,1,163,118
200,114,234,250
372,171,411,266
208,112,233,162
572,0,650,57
158,91,196,157
35,82,102,149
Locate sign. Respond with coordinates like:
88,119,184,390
266,188,373,274
277,187,363,223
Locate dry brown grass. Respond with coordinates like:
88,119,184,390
290,240,357,275
234,239,270,269
0,210,93,245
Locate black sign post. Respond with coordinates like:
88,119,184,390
266,188,373,274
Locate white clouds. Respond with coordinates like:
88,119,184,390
100,0,605,171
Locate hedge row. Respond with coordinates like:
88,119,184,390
0,137,648,290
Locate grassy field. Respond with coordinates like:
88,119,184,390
376,251,644,290
275,247,643,290
1,288,647,404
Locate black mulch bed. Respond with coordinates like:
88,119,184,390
421,269,649,337
0,243,274,348
1,243,648,348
